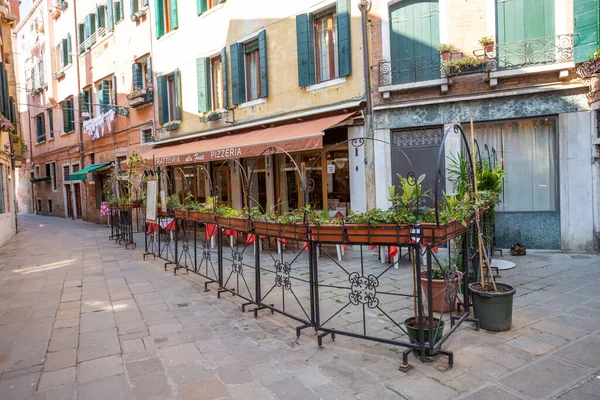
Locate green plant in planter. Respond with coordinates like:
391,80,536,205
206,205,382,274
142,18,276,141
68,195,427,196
166,194,182,211
437,43,454,52
478,36,495,46
346,208,393,227
441,57,482,75
438,192,472,226
389,174,431,224
215,206,243,218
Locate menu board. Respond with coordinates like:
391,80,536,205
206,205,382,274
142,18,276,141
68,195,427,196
146,180,157,223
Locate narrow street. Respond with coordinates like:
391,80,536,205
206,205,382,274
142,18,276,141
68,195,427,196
0,215,599,400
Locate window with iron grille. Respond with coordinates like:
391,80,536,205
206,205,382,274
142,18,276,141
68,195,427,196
140,128,153,144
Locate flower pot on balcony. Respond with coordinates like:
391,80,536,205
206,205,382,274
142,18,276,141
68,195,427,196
441,51,452,62
484,44,494,54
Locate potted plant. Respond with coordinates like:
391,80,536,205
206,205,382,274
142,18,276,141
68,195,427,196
345,208,408,244
166,194,182,218
308,209,345,243
215,206,251,231
275,208,309,240
420,263,459,313
437,44,455,61
441,57,483,76
479,36,495,53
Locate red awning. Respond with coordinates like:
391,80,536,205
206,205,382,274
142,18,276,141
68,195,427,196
141,113,354,167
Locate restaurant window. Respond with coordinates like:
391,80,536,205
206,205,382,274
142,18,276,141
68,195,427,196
314,10,339,83
213,162,231,206
473,118,557,212
155,0,178,38
326,151,350,216
246,158,267,211
276,155,299,214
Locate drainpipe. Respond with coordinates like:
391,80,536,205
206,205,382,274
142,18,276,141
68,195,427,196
358,0,376,209
71,0,84,169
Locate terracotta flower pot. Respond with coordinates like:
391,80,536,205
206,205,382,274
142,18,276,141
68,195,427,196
216,216,251,232
484,44,494,53
174,209,188,220
189,210,214,223
280,223,308,241
441,51,451,61
253,220,281,237
420,271,458,313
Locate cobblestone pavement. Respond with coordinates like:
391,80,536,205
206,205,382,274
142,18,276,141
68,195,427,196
1,214,599,400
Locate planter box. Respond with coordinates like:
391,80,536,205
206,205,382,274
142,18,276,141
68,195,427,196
174,209,188,220
253,221,308,240
188,210,215,223
345,224,411,245
421,220,468,243
216,216,251,232
309,224,344,243
118,204,133,211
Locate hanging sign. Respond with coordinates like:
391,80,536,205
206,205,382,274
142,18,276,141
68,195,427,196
327,164,336,174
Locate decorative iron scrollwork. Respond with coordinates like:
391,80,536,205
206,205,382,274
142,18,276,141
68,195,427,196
274,260,292,290
232,250,243,275
348,272,379,308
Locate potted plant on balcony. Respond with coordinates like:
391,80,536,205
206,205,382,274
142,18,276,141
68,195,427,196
437,44,455,61
479,36,495,54
441,57,483,76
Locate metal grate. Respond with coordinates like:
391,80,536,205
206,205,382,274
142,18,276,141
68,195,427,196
391,126,443,148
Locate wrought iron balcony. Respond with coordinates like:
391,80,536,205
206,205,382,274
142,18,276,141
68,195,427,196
378,53,443,87
78,27,107,54
484,34,576,71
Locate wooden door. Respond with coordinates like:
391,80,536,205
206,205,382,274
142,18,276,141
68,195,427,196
389,0,440,84
65,186,73,219
74,183,82,219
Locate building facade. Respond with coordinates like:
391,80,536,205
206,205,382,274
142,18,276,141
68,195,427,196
0,0,21,247
370,0,600,251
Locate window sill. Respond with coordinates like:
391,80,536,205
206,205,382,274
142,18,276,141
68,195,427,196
157,29,178,41
238,98,267,109
378,77,449,98
61,130,75,136
305,77,347,92
488,62,574,80
35,141,46,145
199,3,224,18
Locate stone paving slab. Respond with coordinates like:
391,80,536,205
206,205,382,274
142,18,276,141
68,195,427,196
0,215,599,399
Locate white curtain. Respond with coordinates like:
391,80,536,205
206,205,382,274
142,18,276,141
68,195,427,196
473,119,557,212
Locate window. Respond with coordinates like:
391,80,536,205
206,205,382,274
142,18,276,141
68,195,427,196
296,0,351,87
96,77,116,114
48,109,54,138
81,87,93,119
157,70,181,124
0,165,5,214
132,56,152,91
131,0,148,17
141,128,154,144
63,165,70,181
54,34,72,74
36,199,42,214
155,0,178,38
314,11,339,83
114,1,124,24
244,41,260,101
116,155,127,174
230,30,268,105
31,59,45,90
35,165,41,179
211,56,223,109
61,98,75,133
50,162,57,190
48,199,53,214
197,0,222,15
36,114,46,143
45,163,51,178
474,119,557,212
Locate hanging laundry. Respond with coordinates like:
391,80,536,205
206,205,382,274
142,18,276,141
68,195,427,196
83,109,116,139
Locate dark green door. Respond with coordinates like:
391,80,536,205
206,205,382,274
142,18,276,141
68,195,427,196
496,0,555,68
389,0,440,84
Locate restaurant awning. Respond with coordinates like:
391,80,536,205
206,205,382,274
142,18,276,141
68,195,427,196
140,112,355,167
68,162,113,181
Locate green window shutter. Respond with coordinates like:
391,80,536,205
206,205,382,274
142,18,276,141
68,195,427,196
80,90,87,116
196,58,211,112
230,43,245,105
68,99,74,132
97,6,106,29
146,56,153,88
574,0,599,63
337,0,351,77
157,75,168,124
41,113,46,139
496,0,554,44
78,24,85,53
155,0,165,38
174,69,181,120
296,14,315,87
66,34,72,64
36,115,43,142
90,13,97,35
107,0,114,30
258,30,268,97
85,14,92,38
170,0,178,29
221,47,229,108
132,63,143,90
48,110,54,138
101,81,110,112
130,0,138,15
62,102,68,132
197,0,207,15
62,38,68,67
111,75,117,106
114,1,122,22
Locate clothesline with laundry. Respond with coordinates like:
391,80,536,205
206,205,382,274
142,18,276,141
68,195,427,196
82,109,116,139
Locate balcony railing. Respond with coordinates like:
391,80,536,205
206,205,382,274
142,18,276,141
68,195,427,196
78,27,107,54
378,34,577,88
378,53,443,87
484,34,576,71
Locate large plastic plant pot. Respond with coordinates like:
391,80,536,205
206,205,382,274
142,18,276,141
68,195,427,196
404,317,445,345
469,282,516,331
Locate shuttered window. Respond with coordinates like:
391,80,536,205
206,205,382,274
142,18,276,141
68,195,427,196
296,0,351,87
36,114,46,143
230,30,268,105
62,98,74,133
196,57,211,112
157,70,181,124
197,0,222,15
48,109,54,139
155,0,178,38
574,0,599,62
